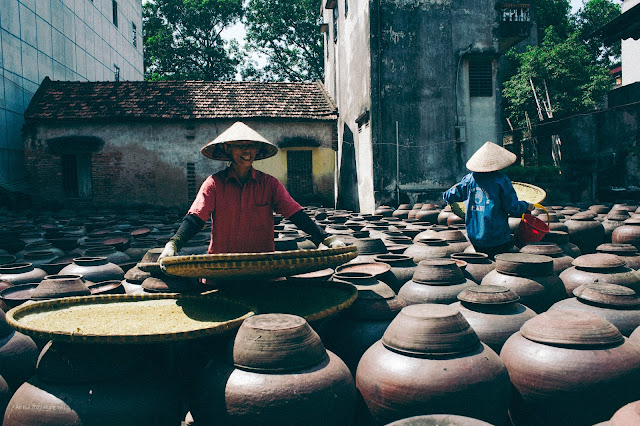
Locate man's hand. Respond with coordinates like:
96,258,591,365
319,235,346,249
158,241,178,260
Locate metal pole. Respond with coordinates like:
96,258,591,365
396,121,400,205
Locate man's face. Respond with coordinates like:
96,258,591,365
225,141,259,166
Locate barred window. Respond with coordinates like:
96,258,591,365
469,59,493,97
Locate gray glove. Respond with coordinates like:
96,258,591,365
158,241,178,260
319,235,346,249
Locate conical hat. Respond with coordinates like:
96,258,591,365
466,141,516,172
200,122,279,161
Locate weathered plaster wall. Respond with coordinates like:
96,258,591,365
24,119,335,209
371,0,500,204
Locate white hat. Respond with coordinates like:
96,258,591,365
200,122,278,161
466,141,517,172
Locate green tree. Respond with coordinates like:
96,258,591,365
574,0,621,67
243,0,323,81
535,0,573,39
143,0,244,81
503,27,611,127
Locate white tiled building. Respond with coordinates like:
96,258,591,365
0,0,143,187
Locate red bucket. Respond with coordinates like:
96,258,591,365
516,213,550,244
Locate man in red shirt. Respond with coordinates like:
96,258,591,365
159,122,343,259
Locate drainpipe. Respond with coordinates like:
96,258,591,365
376,0,383,203
396,121,400,205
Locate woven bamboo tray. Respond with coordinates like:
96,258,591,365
450,182,546,219
5,293,254,344
212,278,358,323
160,246,358,279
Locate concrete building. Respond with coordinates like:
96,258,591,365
601,0,640,86
322,0,533,212
22,79,338,209
1,0,143,191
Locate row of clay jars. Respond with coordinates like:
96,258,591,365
481,253,567,313
501,310,640,425
559,253,640,296
356,304,511,425
549,282,640,336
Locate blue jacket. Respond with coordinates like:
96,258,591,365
443,171,529,248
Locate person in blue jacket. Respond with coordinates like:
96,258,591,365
443,141,534,259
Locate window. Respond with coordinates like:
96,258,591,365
187,163,197,200
501,4,530,22
132,23,137,47
112,1,118,27
114,65,120,81
62,155,79,197
287,151,313,197
344,0,348,17
469,59,493,97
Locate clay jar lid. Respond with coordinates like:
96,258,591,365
142,275,197,293
412,259,465,285
373,254,416,266
458,285,520,305
572,253,626,269
124,265,151,283
623,218,640,226
353,238,389,255
382,304,480,357
137,248,164,274
31,274,91,299
520,242,563,257
349,281,406,320
494,253,554,277
520,310,623,347
573,282,640,308
232,313,327,372
438,230,467,242
597,243,639,256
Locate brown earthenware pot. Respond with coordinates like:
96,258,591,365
5,341,183,425
356,304,511,425
450,253,495,284
59,257,125,283
612,218,640,251
190,314,356,425
451,285,536,353
565,213,605,254
501,310,640,425
549,282,640,336
372,254,417,293
403,238,457,263
603,214,629,243
398,259,478,306
519,242,574,274
0,263,47,285
481,253,566,313
541,230,581,257
350,238,389,263
0,309,38,393
597,243,640,269
559,253,640,295
31,274,91,300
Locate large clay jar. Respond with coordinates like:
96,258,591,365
356,304,511,425
59,257,125,283
559,253,640,295
319,277,405,375
597,243,640,269
603,214,629,242
437,205,454,225
415,207,439,224
0,263,47,285
565,213,605,254
5,342,184,425
519,242,574,274
549,282,640,336
481,253,566,313
386,414,492,426
450,253,495,284
0,309,38,393
501,310,640,425
372,254,417,293
437,230,470,253
541,230,581,257
609,400,640,425
31,274,91,300
190,314,356,425
451,285,536,353
403,238,457,263
612,218,640,250
399,259,478,305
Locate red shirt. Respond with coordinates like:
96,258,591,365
188,167,302,254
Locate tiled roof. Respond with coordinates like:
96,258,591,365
25,78,338,123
